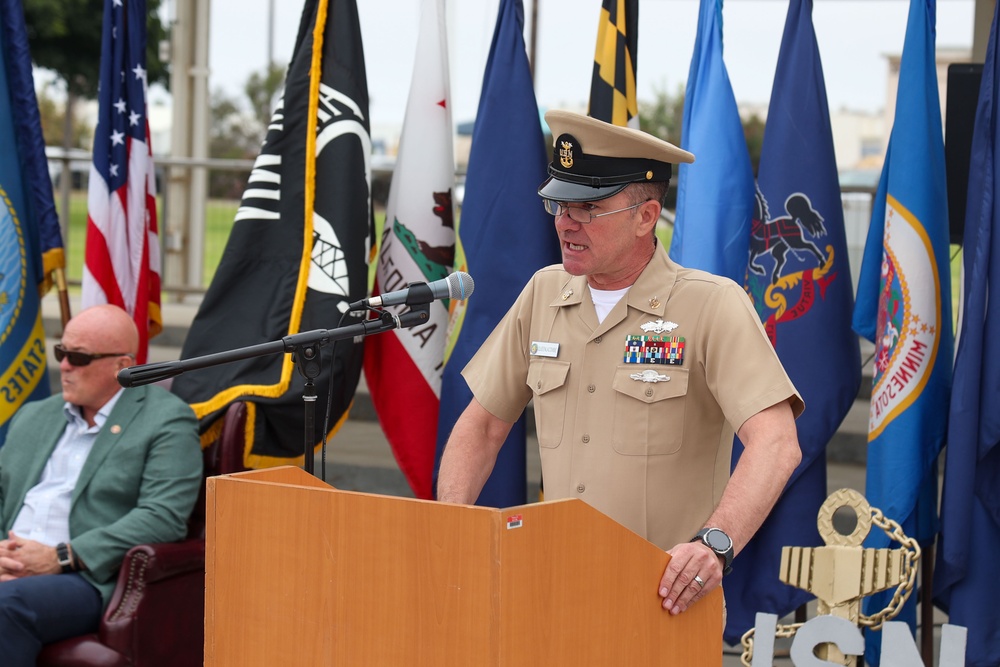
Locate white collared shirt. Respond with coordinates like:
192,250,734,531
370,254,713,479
10,389,125,546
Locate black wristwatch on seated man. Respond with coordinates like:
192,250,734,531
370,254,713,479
55,542,75,574
691,527,734,576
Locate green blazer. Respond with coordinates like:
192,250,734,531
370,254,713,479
0,384,203,607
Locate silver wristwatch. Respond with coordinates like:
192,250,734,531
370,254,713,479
691,527,733,576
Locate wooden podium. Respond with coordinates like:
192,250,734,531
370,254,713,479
205,467,722,666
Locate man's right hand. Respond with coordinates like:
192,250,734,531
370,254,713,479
0,532,23,580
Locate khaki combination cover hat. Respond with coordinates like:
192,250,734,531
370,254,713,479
538,109,696,202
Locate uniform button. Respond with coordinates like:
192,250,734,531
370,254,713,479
577,484,586,493
645,387,654,397
582,434,590,443
587,384,595,393
594,336,603,344
536,380,542,389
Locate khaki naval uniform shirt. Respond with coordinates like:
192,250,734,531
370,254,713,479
462,244,803,551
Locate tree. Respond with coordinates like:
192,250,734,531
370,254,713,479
21,0,169,99
36,85,92,149
638,83,685,146
639,84,766,177
244,63,286,136
637,84,767,206
638,84,685,211
208,63,286,198
23,0,169,168
742,113,766,176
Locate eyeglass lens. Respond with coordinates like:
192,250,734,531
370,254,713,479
53,344,124,367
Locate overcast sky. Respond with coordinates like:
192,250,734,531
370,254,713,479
201,0,977,129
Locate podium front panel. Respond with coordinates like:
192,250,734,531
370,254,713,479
498,499,723,666
206,468,501,666
207,469,724,666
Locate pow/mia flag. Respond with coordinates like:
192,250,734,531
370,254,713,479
172,0,371,468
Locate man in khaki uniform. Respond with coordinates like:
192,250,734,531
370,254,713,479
437,110,804,616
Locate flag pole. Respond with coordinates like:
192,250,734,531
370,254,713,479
921,546,934,664
54,267,71,330
528,0,538,83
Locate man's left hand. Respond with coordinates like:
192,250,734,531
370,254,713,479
658,540,723,614
0,532,61,581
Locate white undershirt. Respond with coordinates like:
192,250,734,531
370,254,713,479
589,285,630,324
11,389,124,546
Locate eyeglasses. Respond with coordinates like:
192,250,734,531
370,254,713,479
54,344,132,367
542,199,648,224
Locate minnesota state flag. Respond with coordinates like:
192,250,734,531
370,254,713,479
852,1,953,662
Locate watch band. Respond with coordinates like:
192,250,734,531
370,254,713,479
691,528,734,576
55,542,74,574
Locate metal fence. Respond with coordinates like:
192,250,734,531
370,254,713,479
46,147,875,300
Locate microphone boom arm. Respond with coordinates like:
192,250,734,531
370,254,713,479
117,306,430,388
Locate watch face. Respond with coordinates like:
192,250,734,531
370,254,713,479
705,528,732,552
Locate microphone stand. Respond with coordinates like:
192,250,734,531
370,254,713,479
118,304,430,476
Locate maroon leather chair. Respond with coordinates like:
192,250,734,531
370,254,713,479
37,401,249,667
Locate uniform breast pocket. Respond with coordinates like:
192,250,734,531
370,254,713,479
526,359,571,449
611,366,689,456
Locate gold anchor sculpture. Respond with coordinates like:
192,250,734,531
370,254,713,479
741,488,922,666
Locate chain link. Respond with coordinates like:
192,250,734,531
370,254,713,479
738,505,921,666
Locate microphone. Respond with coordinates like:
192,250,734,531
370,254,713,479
350,271,474,310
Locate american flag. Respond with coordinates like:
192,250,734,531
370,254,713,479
82,0,161,363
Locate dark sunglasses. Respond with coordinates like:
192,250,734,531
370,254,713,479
54,344,131,367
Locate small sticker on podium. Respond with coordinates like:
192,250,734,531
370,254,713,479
506,514,523,530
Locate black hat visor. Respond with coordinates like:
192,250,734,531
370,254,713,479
536,174,628,203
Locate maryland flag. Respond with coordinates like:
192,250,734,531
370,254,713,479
588,0,638,128
171,0,371,468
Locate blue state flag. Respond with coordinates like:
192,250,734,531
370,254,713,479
933,3,1000,665
0,0,62,444
433,0,561,507
670,0,754,284
851,1,953,663
726,0,861,644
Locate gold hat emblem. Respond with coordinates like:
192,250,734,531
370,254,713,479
559,140,574,169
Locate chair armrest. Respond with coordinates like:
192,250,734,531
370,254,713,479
98,540,206,666
115,540,206,587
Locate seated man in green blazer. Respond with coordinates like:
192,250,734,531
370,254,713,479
0,304,203,665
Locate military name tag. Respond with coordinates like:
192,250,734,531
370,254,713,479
530,341,560,358
624,335,685,366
